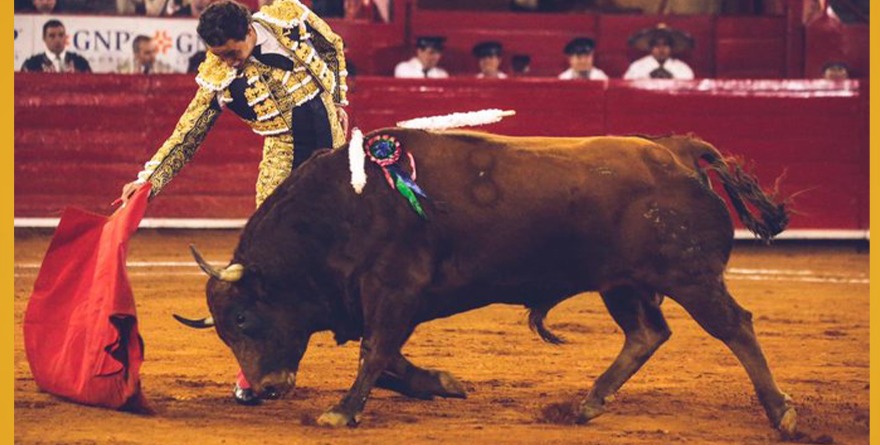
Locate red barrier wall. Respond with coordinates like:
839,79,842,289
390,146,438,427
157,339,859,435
14,74,868,232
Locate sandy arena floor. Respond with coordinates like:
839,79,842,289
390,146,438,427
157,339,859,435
13,230,869,445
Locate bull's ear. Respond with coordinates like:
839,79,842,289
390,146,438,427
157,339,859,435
241,265,272,301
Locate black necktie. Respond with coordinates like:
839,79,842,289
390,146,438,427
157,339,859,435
252,45,295,71
650,60,673,79
423,68,429,78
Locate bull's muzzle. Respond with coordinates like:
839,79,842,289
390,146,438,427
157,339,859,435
257,371,297,399
189,244,244,282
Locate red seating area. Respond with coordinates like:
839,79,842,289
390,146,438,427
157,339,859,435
14,74,868,233
714,16,788,78
329,1,867,79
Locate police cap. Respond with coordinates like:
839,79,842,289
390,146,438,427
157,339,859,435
472,41,503,59
416,36,446,51
564,37,596,56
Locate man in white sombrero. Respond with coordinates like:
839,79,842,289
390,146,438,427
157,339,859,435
623,23,694,80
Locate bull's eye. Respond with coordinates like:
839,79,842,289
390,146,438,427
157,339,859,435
235,313,247,327
232,309,261,336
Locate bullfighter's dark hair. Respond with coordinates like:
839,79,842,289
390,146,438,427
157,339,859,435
132,35,151,54
42,19,64,38
197,0,252,47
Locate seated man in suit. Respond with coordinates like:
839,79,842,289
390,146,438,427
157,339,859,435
21,19,92,73
117,35,176,74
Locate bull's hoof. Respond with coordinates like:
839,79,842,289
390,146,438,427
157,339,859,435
576,399,605,424
316,410,358,428
379,369,468,400
233,383,261,406
435,371,468,399
776,407,798,440
769,393,798,440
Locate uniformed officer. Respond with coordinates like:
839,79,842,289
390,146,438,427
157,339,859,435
472,41,507,79
822,61,849,80
623,23,695,80
511,54,531,76
557,37,608,81
394,36,450,79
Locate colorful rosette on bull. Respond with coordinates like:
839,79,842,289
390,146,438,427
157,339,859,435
365,134,429,218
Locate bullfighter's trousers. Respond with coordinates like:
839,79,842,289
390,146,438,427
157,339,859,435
255,93,342,206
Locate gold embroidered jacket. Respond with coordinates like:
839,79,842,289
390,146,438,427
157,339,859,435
137,0,348,203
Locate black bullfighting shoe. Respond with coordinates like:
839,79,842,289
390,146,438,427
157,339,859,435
233,382,261,406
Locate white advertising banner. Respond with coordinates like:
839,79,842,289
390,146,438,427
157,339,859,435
14,14,206,73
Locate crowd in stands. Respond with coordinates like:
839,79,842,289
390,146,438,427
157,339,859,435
13,0,352,15
15,0,857,80
14,0,869,21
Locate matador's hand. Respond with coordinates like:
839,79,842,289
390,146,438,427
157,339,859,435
118,181,144,209
337,107,349,139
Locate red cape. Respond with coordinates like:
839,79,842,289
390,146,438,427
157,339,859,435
24,185,152,412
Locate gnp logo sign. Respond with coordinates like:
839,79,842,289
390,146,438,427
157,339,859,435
15,14,206,73
153,30,173,54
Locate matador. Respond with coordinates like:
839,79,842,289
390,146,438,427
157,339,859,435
119,0,349,404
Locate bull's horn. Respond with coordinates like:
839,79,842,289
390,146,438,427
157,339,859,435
173,314,215,329
189,244,243,282
219,264,244,282
190,244,222,278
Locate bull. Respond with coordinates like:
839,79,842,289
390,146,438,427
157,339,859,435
178,130,796,437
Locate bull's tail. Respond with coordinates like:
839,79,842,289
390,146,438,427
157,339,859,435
669,137,790,243
528,304,565,345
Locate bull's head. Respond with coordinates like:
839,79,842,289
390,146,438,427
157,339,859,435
183,245,321,400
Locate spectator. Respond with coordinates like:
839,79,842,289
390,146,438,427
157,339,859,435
173,0,216,16
14,0,61,14
176,0,215,73
822,61,850,80
511,54,531,76
187,51,207,73
394,36,449,79
623,23,694,80
311,0,342,17
829,0,868,23
118,35,176,74
613,0,720,14
17,0,116,13
21,19,92,73
62,0,117,12
558,37,607,80
26,0,59,13
116,0,174,15
472,41,507,79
